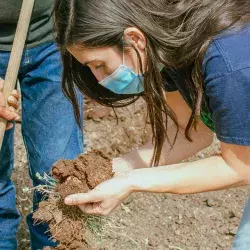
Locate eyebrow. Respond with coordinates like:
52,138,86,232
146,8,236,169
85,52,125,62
82,59,98,66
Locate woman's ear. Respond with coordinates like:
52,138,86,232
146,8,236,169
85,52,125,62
124,27,147,51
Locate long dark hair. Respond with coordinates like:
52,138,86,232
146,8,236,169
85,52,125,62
54,0,250,166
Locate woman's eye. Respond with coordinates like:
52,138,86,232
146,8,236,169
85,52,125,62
95,64,104,70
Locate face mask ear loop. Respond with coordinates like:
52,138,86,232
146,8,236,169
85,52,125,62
136,52,140,75
122,46,125,66
121,37,125,66
141,47,148,77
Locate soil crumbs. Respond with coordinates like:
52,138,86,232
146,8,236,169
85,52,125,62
33,150,113,250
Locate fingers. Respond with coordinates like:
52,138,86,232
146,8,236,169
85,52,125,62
78,201,114,216
7,89,20,110
78,202,106,215
7,94,19,110
0,78,21,125
0,77,20,109
0,106,20,121
6,123,14,130
64,191,102,206
11,89,19,100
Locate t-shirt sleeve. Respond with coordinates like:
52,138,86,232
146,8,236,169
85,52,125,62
161,67,178,92
204,68,250,145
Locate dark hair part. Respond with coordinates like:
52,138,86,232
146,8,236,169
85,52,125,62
54,0,250,166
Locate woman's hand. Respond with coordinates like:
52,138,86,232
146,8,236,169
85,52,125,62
64,173,134,216
0,77,20,130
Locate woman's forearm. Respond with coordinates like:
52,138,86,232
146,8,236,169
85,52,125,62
128,155,250,194
115,122,213,171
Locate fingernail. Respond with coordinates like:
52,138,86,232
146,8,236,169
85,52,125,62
9,107,15,112
8,96,15,103
14,116,21,121
64,197,72,205
12,90,18,96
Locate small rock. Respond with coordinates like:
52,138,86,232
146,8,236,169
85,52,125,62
148,237,159,247
123,196,133,205
205,199,217,207
229,210,236,218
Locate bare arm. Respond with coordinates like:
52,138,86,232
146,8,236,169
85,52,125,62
65,139,250,216
65,92,250,216
129,153,250,195
119,92,250,193
114,91,214,171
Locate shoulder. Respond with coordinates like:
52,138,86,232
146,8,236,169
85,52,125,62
203,24,250,81
201,24,250,145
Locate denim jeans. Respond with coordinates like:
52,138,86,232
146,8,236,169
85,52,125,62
0,42,84,250
232,197,250,250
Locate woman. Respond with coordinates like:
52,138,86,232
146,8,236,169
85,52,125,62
54,0,250,248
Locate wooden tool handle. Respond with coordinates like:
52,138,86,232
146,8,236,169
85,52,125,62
0,0,35,149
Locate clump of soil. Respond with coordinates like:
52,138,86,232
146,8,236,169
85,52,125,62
33,150,114,250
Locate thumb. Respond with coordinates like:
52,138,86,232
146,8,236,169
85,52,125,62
64,190,103,205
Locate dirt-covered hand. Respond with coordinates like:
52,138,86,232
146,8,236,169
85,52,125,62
64,174,133,216
0,77,20,130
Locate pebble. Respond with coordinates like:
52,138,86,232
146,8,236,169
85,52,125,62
205,199,217,207
123,196,134,205
148,237,159,247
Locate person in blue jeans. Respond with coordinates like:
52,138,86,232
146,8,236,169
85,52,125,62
54,0,250,249
0,1,84,250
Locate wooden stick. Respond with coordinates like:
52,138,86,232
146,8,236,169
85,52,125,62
0,0,35,149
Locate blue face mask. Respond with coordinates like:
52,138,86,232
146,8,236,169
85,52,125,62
99,64,144,95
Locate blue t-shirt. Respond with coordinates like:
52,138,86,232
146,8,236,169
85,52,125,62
162,24,250,146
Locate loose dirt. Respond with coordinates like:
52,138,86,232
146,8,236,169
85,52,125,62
33,150,113,250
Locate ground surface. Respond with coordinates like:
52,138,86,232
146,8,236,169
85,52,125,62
13,99,250,250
